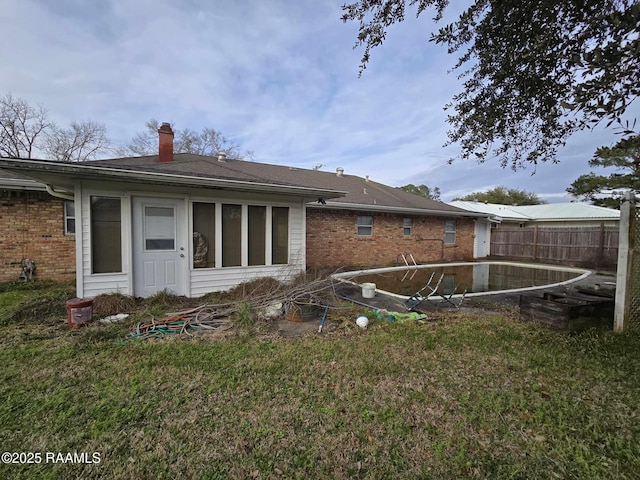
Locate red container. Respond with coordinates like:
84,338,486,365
66,298,94,328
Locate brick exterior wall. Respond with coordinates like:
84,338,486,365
0,192,476,283
0,190,75,282
306,209,475,269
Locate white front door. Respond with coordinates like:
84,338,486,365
132,197,187,297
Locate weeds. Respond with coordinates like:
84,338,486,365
92,293,138,317
0,282,74,326
232,301,257,332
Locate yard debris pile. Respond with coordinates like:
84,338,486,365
126,273,343,340
128,305,235,339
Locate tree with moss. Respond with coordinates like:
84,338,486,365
342,0,640,169
399,183,441,200
567,135,640,208
453,186,545,205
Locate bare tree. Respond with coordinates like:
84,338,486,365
0,93,111,161
121,118,253,160
0,93,51,158
121,118,159,157
43,120,110,162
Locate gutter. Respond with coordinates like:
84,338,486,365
45,184,74,201
308,201,490,218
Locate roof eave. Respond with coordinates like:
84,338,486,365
529,217,619,222
0,177,47,191
0,158,346,200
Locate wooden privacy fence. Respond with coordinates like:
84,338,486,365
490,224,619,270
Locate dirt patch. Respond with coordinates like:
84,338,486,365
270,317,322,338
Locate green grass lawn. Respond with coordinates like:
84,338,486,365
0,284,639,479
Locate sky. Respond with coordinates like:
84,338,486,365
1,0,636,203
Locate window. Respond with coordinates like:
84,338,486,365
192,203,215,268
248,206,266,266
357,215,373,236
222,204,242,267
91,196,122,273
403,218,412,236
445,219,456,245
194,203,291,268
64,201,75,235
144,206,175,250
272,207,289,264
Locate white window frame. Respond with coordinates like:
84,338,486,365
403,218,412,237
357,215,373,237
445,219,456,245
142,205,177,251
64,200,75,235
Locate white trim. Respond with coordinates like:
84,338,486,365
265,206,273,265
215,203,223,269
122,194,133,296
300,202,306,270
241,204,248,267
74,184,84,298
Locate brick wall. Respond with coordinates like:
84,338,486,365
306,209,475,269
0,190,76,282
0,194,477,282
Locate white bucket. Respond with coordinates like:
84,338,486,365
361,283,376,299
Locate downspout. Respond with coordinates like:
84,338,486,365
45,184,74,201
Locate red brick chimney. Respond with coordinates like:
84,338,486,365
158,122,174,163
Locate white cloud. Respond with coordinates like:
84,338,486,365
1,0,636,203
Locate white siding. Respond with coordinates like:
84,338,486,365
78,188,131,298
190,263,304,297
290,203,305,268
76,182,308,298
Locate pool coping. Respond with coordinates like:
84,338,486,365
332,261,593,301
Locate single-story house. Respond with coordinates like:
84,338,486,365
0,124,484,297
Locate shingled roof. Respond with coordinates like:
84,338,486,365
79,153,473,217
1,153,478,217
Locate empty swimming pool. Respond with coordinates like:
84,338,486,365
337,262,591,298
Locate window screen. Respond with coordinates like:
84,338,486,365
91,197,122,273
193,202,215,268
222,204,242,267
272,207,289,264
